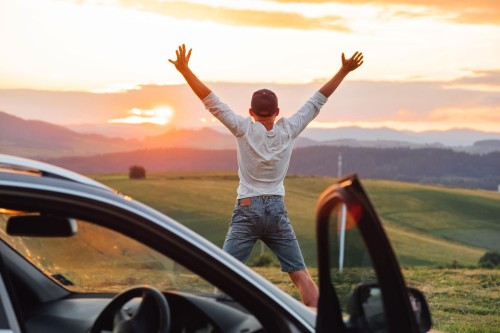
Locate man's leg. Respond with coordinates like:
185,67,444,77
223,200,261,263
263,198,319,307
288,269,319,308
223,237,256,263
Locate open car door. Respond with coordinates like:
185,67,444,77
315,174,432,333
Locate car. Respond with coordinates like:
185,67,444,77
0,153,433,333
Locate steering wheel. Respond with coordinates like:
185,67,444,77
90,286,171,333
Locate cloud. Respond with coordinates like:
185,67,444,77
430,105,500,123
441,70,500,93
308,104,500,133
116,0,349,31
267,0,500,26
1,78,498,133
108,106,174,125
452,70,500,86
60,0,500,29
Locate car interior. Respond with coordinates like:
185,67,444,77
0,208,268,333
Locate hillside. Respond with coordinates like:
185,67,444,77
94,173,499,268
48,145,500,190
0,111,136,158
289,146,500,190
0,110,319,159
3,110,500,160
0,111,235,158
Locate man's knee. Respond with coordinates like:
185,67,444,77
288,269,315,285
288,269,319,307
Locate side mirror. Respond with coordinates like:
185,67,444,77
7,215,77,237
347,284,432,333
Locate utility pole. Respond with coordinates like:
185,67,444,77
337,153,342,178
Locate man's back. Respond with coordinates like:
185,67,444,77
202,91,327,198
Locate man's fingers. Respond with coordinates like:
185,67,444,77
349,52,364,67
186,48,192,62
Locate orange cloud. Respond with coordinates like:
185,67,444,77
429,105,500,123
268,0,500,26
452,70,500,86
108,106,174,125
118,0,349,31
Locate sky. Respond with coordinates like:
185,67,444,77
1,0,499,135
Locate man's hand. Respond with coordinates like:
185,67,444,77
318,51,364,98
168,44,212,100
168,44,192,74
341,52,364,72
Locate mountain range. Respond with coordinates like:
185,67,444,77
2,110,500,160
2,110,499,190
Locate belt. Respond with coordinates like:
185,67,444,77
237,195,284,207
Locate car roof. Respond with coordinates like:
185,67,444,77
0,154,112,192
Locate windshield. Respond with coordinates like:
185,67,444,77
0,210,215,295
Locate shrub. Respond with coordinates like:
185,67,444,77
129,165,146,179
478,251,500,268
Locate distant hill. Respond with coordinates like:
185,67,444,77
0,111,318,158
466,140,500,154
288,146,500,190
0,111,136,158
44,145,500,190
302,127,500,147
4,110,500,160
46,148,237,174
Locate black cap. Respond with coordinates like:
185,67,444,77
251,89,278,117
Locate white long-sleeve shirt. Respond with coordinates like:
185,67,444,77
202,91,328,198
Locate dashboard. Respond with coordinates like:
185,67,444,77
23,291,264,333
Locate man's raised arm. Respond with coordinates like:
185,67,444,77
319,51,364,98
169,44,212,101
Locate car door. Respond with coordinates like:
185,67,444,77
315,174,432,333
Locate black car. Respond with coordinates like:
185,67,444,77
0,154,433,333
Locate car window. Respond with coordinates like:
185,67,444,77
0,210,215,295
328,202,387,328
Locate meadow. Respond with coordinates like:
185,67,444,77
95,172,500,332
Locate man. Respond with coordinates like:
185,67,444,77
169,44,363,307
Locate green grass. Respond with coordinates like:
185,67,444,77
254,267,500,333
367,180,500,251
95,172,499,268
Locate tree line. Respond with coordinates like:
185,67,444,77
48,146,500,191
289,146,500,190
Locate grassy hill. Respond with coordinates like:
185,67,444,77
95,172,499,267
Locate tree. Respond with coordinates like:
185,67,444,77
129,165,146,179
478,251,500,268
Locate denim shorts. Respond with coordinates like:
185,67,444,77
222,195,306,272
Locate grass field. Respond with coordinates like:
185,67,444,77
254,267,500,333
94,172,500,332
95,172,498,268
